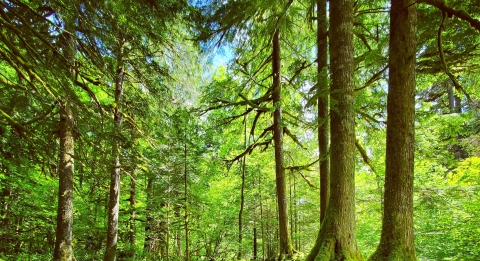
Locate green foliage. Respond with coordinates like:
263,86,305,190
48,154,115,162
2,0,480,260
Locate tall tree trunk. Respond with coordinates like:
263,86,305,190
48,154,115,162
184,143,190,261
291,175,301,251
272,27,293,258
128,123,137,259
166,170,171,259
253,227,258,260
54,19,75,261
307,1,330,259
316,0,330,224
104,40,125,261
238,113,247,260
144,176,154,253
307,0,363,260
259,174,265,261
369,0,417,260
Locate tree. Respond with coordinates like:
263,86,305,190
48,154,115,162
53,8,76,261
272,26,294,258
307,0,364,260
369,0,417,260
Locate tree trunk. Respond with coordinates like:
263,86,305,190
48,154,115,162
368,0,417,260
54,103,75,261
184,143,190,261
104,40,125,261
144,176,154,253
128,152,136,257
293,175,299,251
307,0,363,260
316,0,330,225
238,114,247,260
259,174,265,261
253,227,258,260
306,1,330,259
272,27,293,259
54,19,75,261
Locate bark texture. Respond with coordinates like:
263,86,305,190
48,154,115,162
369,0,417,260
104,42,125,261
316,0,329,224
54,19,75,261
54,103,75,261
272,28,293,258
184,143,190,261
307,0,363,260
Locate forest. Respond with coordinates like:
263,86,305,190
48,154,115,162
1,0,480,260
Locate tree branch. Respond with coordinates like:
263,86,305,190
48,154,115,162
418,0,480,33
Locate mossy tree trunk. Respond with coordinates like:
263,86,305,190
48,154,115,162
104,38,126,261
128,117,137,259
54,17,76,261
316,0,330,225
369,0,417,260
272,27,294,259
307,0,363,260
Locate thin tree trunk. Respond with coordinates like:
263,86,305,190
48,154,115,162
253,227,258,260
272,27,293,258
54,19,75,261
293,174,299,251
166,170,171,259
307,0,363,260
369,0,417,260
144,176,154,253
259,174,265,261
289,172,293,246
184,143,190,261
238,113,247,260
104,39,126,261
128,132,136,258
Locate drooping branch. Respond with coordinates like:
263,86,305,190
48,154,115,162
283,127,306,149
355,65,388,92
356,109,384,129
238,93,269,111
355,139,377,174
419,0,480,33
250,110,265,137
298,172,319,189
284,158,319,172
201,92,272,114
225,139,272,163
0,108,31,138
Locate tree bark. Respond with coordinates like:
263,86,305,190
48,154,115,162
54,18,75,261
259,173,265,261
316,0,330,224
184,143,190,261
104,40,125,261
238,114,247,260
144,176,154,253
54,103,75,261
307,0,363,260
272,27,293,259
128,123,137,258
369,0,417,260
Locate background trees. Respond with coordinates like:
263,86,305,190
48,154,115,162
1,0,480,260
